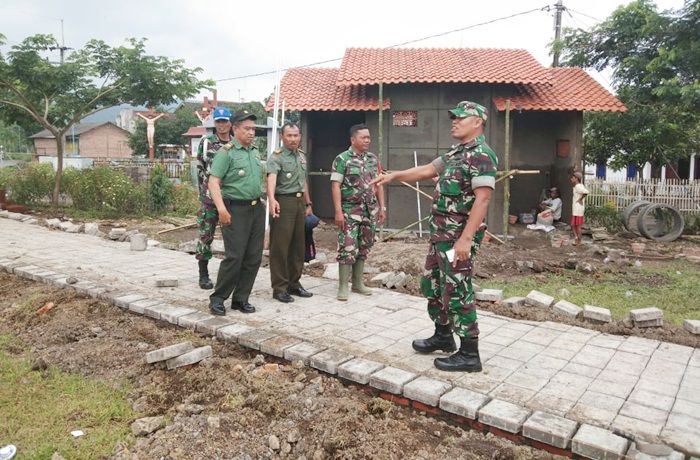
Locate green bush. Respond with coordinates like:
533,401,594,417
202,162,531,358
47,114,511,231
171,184,199,216
684,214,700,235
585,201,624,233
0,166,16,190
149,165,174,213
62,166,147,217
8,162,55,205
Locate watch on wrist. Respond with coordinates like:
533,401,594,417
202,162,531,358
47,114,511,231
306,202,313,207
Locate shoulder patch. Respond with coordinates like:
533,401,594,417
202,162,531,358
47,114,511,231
273,149,282,155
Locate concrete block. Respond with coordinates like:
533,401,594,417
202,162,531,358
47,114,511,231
439,387,490,419
523,411,578,449
166,345,213,369
369,367,417,395
216,323,255,342
178,311,214,330
371,272,393,283
403,376,452,407
322,263,339,280
503,297,527,308
108,228,127,240
145,342,194,363
144,304,197,323
196,316,236,336
155,279,178,288
284,342,327,365
84,222,100,236
630,307,663,322
126,298,160,315
627,442,684,460
478,399,531,433
475,288,503,302
634,318,663,328
59,221,81,233
260,335,303,358
337,358,385,385
572,424,629,460
554,300,582,318
684,319,700,335
46,218,61,229
525,290,554,309
130,234,148,251
237,329,278,350
113,293,146,308
310,349,354,375
584,304,612,323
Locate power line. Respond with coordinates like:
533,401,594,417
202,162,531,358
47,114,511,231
215,5,549,82
566,8,601,23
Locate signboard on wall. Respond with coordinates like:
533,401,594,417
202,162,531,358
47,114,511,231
392,111,418,127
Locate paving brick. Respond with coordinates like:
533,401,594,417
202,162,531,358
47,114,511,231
237,330,278,350
128,299,162,315
196,316,236,336
572,424,629,460
684,319,700,335
284,342,327,365
260,335,303,358
661,414,700,457
630,307,663,322
403,376,452,407
571,345,615,369
166,345,213,370
525,290,554,309
626,442,684,460
155,278,178,287
475,289,503,302
337,358,385,385
146,304,197,324
503,296,527,308
526,393,576,418
612,414,663,442
579,391,625,413
145,342,194,363
523,411,578,449
567,403,617,429
216,323,255,343
439,387,490,419
635,318,664,328
583,305,612,323
178,311,214,330
628,389,675,412
478,399,531,434
310,349,354,375
553,300,582,318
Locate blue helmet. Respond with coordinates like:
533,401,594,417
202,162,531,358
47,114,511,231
213,107,232,121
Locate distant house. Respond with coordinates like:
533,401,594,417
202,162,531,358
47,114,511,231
266,47,626,232
30,122,133,158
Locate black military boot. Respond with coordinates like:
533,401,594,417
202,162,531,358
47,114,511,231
198,260,213,290
412,324,456,353
433,337,482,372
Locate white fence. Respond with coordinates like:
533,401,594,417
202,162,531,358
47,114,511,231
587,178,700,214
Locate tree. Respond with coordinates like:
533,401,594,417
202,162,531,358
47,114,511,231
0,34,212,204
559,0,700,173
128,106,199,157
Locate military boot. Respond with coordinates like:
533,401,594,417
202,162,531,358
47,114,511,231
198,260,214,290
351,259,372,296
337,264,352,301
433,337,482,372
412,324,456,353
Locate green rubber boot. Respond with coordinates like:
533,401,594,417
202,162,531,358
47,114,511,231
351,259,372,296
337,264,352,301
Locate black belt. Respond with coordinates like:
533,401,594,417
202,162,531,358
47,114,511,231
224,197,263,206
275,192,303,198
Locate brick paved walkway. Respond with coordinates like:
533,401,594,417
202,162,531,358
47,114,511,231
1,215,698,457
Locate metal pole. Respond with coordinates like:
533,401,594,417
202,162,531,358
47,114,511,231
503,99,511,238
378,82,384,240
552,0,564,67
414,151,423,237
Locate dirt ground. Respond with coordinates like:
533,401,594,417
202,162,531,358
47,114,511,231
0,272,562,460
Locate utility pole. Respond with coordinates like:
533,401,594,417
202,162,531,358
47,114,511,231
49,19,72,64
552,0,565,67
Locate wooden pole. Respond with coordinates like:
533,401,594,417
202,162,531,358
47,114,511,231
378,82,384,240
503,99,511,238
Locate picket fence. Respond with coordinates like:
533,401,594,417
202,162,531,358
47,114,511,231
586,178,700,214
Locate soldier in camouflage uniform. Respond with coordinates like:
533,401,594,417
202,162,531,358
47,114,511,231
330,124,386,301
372,101,497,372
195,107,232,289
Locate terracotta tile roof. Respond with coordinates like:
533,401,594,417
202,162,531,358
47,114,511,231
266,68,390,112
493,67,626,112
336,48,551,86
182,126,206,137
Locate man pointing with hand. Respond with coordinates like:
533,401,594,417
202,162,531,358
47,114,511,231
372,101,497,372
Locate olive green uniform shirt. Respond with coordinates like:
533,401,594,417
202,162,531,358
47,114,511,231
209,139,264,200
266,147,307,194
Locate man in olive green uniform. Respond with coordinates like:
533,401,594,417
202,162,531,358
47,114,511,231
372,101,497,372
208,110,264,315
267,122,314,303
331,123,385,301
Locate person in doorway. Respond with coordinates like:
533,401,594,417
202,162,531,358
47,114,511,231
537,187,562,225
207,110,264,315
372,101,497,373
330,124,385,301
266,122,314,303
570,172,589,245
195,107,232,289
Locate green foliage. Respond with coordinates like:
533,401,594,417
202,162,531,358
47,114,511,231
585,202,625,233
684,214,700,235
149,165,174,213
62,166,147,217
0,165,15,189
128,106,199,157
171,184,199,217
6,163,54,205
0,120,30,153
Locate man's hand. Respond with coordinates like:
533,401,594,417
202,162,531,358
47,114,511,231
269,198,280,218
335,210,345,230
378,208,386,225
452,237,472,267
370,172,393,187
305,205,313,217
218,207,232,226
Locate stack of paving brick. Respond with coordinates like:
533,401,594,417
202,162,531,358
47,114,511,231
629,307,663,328
144,342,213,370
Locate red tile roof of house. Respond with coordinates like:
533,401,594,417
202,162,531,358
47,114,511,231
182,126,206,137
493,67,626,112
336,48,551,86
266,68,391,112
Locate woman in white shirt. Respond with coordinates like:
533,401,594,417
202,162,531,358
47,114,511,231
570,172,589,245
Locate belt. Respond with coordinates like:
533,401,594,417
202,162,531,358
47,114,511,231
224,197,263,206
275,192,303,198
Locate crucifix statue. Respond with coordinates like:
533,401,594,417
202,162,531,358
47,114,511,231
136,107,165,159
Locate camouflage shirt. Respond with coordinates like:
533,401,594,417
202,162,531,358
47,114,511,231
196,133,232,203
429,134,498,242
330,148,380,208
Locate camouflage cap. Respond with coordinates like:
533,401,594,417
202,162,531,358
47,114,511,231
448,101,488,121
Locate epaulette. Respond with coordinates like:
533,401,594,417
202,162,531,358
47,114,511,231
273,149,282,155
298,148,305,155
222,142,233,150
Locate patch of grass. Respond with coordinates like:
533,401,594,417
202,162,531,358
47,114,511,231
0,341,133,460
482,260,700,324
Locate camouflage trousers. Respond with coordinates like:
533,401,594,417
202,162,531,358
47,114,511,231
420,229,485,338
195,202,219,261
336,203,377,265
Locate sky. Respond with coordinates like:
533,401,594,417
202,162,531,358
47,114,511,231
0,0,686,105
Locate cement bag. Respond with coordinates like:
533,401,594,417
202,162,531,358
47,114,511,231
537,210,554,226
